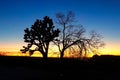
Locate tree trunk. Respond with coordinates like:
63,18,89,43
60,50,64,59
42,53,47,60
39,50,48,60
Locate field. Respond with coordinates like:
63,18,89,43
0,55,120,80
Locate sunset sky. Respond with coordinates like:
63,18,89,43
0,0,120,56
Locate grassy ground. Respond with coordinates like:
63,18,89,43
0,55,120,80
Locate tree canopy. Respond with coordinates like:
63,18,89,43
20,16,60,59
53,11,105,58
20,12,105,59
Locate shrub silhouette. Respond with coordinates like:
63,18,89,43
20,16,60,59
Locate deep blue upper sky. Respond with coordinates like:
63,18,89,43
0,0,120,51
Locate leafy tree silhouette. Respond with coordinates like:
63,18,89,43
20,16,60,59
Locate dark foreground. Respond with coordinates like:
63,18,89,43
0,55,120,80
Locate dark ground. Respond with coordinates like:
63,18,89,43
0,55,120,80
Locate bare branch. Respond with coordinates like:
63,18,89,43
54,11,105,58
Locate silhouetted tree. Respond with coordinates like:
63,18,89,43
20,16,60,59
73,30,105,57
54,11,105,58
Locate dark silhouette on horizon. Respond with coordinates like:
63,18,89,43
54,11,105,58
20,16,60,59
20,11,105,59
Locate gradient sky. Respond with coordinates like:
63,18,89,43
0,0,120,55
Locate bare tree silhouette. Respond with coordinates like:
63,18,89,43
54,11,105,58
74,30,105,57
20,16,60,59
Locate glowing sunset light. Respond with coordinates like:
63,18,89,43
0,41,120,58
0,0,120,58
100,41,120,56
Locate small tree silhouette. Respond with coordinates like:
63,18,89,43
20,16,60,59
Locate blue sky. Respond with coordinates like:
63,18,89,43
0,0,120,53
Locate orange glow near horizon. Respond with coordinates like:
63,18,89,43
100,41,120,56
0,41,120,57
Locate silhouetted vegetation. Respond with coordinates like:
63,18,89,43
54,11,105,58
20,12,105,59
20,16,60,59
